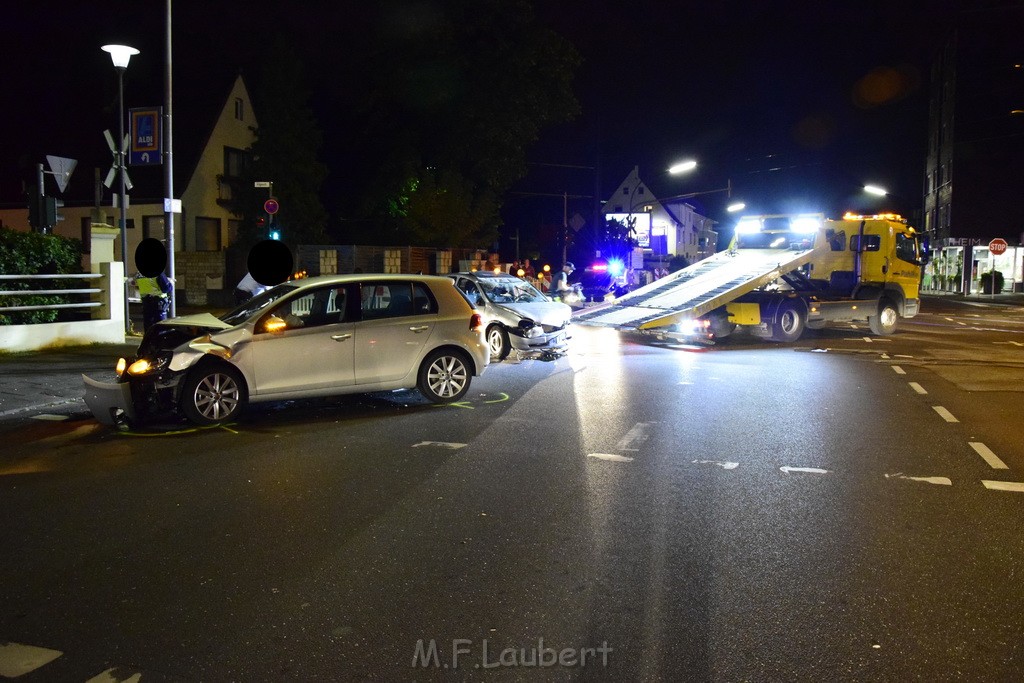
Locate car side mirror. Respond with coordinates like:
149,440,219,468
262,315,287,334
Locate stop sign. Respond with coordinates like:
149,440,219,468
989,238,1008,255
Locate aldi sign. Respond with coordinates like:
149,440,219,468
130,107,162,166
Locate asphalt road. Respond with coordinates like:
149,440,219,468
1,297,1022,681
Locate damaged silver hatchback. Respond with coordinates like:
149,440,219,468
83,274,489,427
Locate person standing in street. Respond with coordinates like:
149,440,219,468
136,270,173,332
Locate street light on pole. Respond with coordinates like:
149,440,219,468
102,43,139,334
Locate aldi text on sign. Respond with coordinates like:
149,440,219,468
130,107,162,166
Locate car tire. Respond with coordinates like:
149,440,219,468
180,362,247,425
487,325,511,362
868,298,899,335
770,299,805,342
418,348,472,403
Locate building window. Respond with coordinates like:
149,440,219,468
234,97,244,121
143,215,165,240
224,147,249,178
195,216,221,251
228,219,243,246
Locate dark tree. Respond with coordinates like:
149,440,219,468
334,0,581,247
227,37,329,249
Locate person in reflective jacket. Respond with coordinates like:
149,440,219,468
136,271,173,332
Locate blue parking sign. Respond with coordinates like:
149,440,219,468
130,108,162,166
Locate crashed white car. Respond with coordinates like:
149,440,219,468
449,271,572,361
83,274,489,427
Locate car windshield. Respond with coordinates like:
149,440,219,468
218,283,299,325
479,277,547,304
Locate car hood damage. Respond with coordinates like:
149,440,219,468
497,302,571,327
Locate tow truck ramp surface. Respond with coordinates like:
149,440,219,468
574,246,821,330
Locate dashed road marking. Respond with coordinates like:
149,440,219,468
908,382,928,395
86,668,144,683
412,441,467,450
982,480,1024,493
969,442,1008,470
587,453,634,462
932,406,959,423
779,466,829,475
30,413,69,421
0,642,62,678
892,366,906,375
693,460,739,470
885,473,952,486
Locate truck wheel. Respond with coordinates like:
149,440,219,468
869,298,899,335
771,300,805,342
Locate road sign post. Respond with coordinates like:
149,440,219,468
988,238,1008,298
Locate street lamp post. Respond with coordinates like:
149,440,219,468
102,44,139,334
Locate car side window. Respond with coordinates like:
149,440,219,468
360,282,437,320
263,286,346,331
457,279,480,305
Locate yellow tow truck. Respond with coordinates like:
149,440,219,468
574,212,928,342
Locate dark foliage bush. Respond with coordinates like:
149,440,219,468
0,228,83,324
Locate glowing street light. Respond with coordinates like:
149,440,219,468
726,201,746,213
668,160,698,175
864,184,888,196
102,43,139,334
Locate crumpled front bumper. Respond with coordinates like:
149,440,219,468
82,374,135,426
509,329,570,358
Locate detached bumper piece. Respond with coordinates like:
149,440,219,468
82,374,136,426
511,331,570,361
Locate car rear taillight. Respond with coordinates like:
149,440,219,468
470,313,483,331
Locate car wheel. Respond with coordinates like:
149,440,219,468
487,325,511,362
180,363,247,425
771,300,805,342
418,349,471,403
868,298,899,335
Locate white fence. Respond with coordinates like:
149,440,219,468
0,262,127,352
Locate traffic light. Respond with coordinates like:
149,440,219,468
27,185,42,229
43,196,59,227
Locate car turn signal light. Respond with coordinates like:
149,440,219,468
470,313,483,332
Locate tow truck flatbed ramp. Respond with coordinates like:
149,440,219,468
574,246,822,330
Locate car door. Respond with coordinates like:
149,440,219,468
354,281,436,385
248,284,356,397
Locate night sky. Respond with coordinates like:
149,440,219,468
5,0,1013,248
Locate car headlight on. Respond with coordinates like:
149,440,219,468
125,356,170,376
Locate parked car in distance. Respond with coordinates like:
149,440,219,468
449,271,572,361
83,274,489,427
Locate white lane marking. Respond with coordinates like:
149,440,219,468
779,466,829,475
0,642,63,678
412,441,467,450
957,321,967,326
892,366,906,375
880,353,890,360
30,413,69,421
945,317,955,322
908,382,928,395
617,421,654,452
894,354,915,359
932,406,959,423
587,453,634,462
969,442,1009,470
86,668,143,683
982,480,1024,493
994,341,1024,347
693,460,739,470
885,473,952,486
